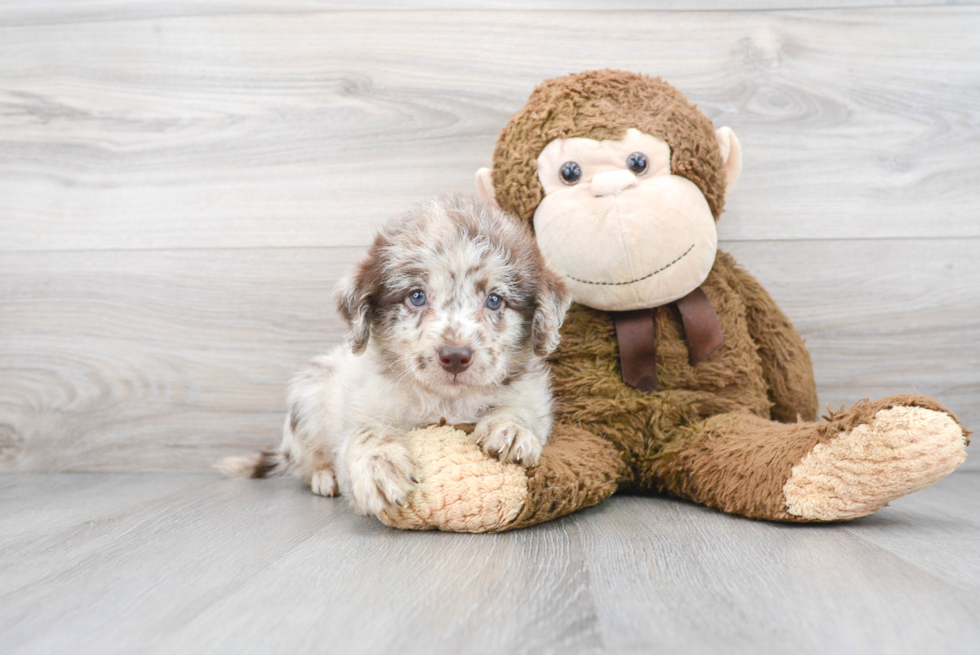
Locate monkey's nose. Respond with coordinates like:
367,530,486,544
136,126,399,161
438,345,473,374
591,170,638,197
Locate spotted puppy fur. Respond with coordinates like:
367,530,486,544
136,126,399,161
217,194,571,516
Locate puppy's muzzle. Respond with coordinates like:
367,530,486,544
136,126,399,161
438,345,473,374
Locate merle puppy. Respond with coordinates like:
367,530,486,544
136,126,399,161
218,194,571,515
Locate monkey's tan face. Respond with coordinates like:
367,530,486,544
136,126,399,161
533,128,718,311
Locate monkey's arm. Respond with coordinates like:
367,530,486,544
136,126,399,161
379,422,625,532
717,252,819,423
501,423,625,531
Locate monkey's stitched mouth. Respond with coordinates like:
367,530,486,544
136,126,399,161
566,243,695,286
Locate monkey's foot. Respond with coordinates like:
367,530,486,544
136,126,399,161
783,405,968,520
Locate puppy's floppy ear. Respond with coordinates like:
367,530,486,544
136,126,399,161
335,245,384,355
531,265,572,357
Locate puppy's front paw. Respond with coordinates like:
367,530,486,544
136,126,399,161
474,418,542,466
310,468,338,497
345,433,417,516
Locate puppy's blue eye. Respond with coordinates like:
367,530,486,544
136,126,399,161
409,290,427,307
486,294,503,311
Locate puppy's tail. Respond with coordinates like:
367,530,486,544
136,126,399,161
214,450,290,479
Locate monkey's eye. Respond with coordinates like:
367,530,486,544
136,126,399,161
627,152,648,175
408,290,427,307
485,294,503,311
559,161,582,185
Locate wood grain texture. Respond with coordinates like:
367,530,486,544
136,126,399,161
0,471,978,654
0,247,356,472
1,7,979,251
1,5,977,472
4,1,978,29
1,239,977,472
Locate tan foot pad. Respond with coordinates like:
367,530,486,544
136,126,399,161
378,425,528,533
784,406,967,521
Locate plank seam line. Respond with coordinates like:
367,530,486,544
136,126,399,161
1,234,978,256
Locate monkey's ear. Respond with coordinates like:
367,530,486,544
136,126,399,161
475,167,498,207
531,267,572,357
335,253,382,355
715,127,743,195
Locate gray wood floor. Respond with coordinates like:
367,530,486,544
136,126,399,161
1,471,979,655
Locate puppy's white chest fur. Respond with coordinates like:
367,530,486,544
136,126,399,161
305,346,512,434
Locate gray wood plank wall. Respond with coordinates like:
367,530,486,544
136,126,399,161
1,1,978,472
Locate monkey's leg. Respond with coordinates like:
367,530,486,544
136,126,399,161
646,394,969,522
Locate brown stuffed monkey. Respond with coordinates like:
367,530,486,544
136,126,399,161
380,70,970,532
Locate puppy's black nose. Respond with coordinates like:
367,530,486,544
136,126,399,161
438,345,473,374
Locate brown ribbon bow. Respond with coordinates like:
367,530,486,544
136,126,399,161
610,287,724,393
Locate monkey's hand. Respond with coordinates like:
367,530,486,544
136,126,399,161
378,423,624,533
